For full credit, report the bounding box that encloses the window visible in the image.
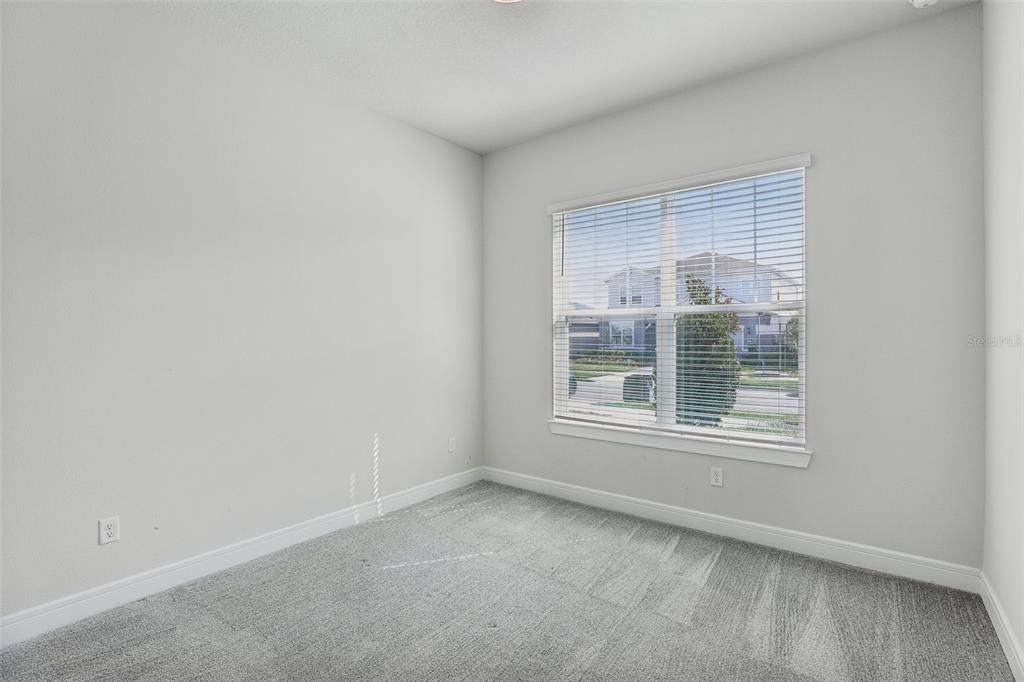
[552,156,808,456]
[609,321,634,346]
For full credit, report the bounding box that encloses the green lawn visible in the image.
[570,361,638,380]
[591,402,799,436]
[727,410,800,435]
[728,409,799,422]
[597,401,656,411]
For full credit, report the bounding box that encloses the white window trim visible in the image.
[551,154,812,467]
[548,418,812,468]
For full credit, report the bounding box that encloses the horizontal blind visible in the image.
[553,166,806,447]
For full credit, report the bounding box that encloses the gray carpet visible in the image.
[1,481,1013,681]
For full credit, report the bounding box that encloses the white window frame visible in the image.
[550,154,813,469]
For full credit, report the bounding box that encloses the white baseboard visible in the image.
[0,467,484,649]
[491,459,1022,677]
[9,464,1017,677]
[481,467,982,593]
[980,573,1024,681]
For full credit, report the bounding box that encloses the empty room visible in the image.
[1,0,1022,679]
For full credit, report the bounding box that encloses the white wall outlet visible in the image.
[98,517,120,545]
[710,467,724,487]
[448,436,456,453]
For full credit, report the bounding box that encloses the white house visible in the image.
[571,252,801,357]
[602,251,801,309]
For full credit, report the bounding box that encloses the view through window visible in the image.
[552,165,806,447]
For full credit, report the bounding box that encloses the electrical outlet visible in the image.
[710,467,724,488]
[98,517,120,545]
[448,436,456,453]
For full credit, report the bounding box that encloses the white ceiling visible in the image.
[170,0,971,154]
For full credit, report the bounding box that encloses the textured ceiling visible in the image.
[148,1,972,153]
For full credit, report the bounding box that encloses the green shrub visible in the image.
[623,374,654,403]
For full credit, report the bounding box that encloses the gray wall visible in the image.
[983,0,1024,656]
[483,5,985,566]
[1,4,482,615]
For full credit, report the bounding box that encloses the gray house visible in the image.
[569,252,800,359]
[568,314,656,360]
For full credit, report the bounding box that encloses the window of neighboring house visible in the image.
[551,156,808,459]
[610,321,634,346]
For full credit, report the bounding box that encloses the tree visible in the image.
[783,316,801,371]
[676,274,740,426]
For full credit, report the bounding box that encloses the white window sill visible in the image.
[548,419,812,469]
